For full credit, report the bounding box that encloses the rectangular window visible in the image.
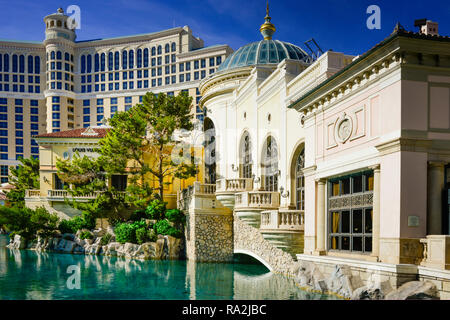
[83,99,90,106]
[97,107,104,114]
[327,171,374,253]
[83,108,90,115]
[83,116,90,123]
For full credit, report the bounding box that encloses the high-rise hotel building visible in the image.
[0,8,233,183]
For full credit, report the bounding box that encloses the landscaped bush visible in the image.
[165,209,186,225]
[114,220,147,244]
[129,209,146,222]
[57,215,92,234]
[0,206,58,240]
[145,199,166,220]
[79,230,93,240]
[154,219,183,239]
[136,227,157,244]
[100,233,112,246]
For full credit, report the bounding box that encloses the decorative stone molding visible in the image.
[334,113,353,144]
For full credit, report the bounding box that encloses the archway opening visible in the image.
[239,131,252,178]
[203,117,216,184]
[261,136,278,191]
[233,253,271,274]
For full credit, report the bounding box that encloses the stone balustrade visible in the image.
[216,178,253,193]
[25,190,41,198]
[47,189,100,199]
[260,209,304,231]
[215,178,253,209]
[420,235,450,270]
[177,182,219,211]
[235,191,280,209]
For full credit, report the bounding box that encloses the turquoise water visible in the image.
[0,235,335,300]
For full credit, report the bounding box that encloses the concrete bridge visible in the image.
[179,181,304,275]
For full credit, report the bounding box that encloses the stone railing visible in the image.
[216,178,253,193]
[25,189,41,198]
[260,210,304,231]
[235,191,280,209]
[420,235,450,270]
[47,189,101,199]
[177,182,218,211]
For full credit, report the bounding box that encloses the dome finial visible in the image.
[260,1,276,40]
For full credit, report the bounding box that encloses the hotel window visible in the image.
[158,78,162,86]
[97,107,104,113]
[165,55,169,64]
[240,132,252,179]
[157,57,162,66]
[101,53,106,71]
[129,50,134,69]
[114,52,120,70]
[125,105,132,111]
[31,147,39,154]
[157,45,162,55]
[125,97,132,104]
[81,55,86,73]
[194,60,199,69]
[97,114,103,122]
[171,43,176,52]
[262,136,278,192]
[3,54,9,72]
[216,56,222,65]
[194,72,199,80]
[123,82,128,90]
[87,55,92,73]
[137,70,142,78]
[165,77,170,85]
[122,51,127,69]
[201,70,206,79]
[179,63,184,72]
[209,69,215,74]
[179,74,184,83]
[186,62,191,71]
[97,98,103,105]
[115,72,120,80]
[201,59,206,68]
[52,121,60,128]
[328,171,374,253]
[144,80,148,88]
[151,47,156,56]
[83,115,90,123]
[83,99,90,106]
[143,48,149,67]
[115,83,119,90]
[30,108,38,114]
[123,72,128,80]
[186,73,191,81]
[157,68,162,76]
[83,107,90,115]
[209,57,215,67]
[295,149,305,211]
[15,107,23,114]
[144,70,148,77]
[151,58,156,67]
[111,106,118,113]
[52,113,60,119]
[171,54,176,63]
[52,104,60,111]
[108,52,113,70]
[165,44,170,53]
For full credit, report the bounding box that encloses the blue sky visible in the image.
[0,0,449,56]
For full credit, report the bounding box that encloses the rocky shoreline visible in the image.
[293,260,440,300]
[6,228,184,261]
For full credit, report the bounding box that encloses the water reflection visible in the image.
[0,235,334,300]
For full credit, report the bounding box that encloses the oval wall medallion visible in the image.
[335,113,353,143]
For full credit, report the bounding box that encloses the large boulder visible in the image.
[134,242,158,260]
[154,236,166,259]
[296,261,328,292]
[165,236,184,259]
[326,265,364,298]
[351,273,393,300]
[385,281,439,300]
[7,235,27,249]
[55,239,76,253]
[104,242,121,256]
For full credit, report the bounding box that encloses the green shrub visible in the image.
[79,230,93,240]
[114,223,136,244]
[145,199,166,220]
[154,219,183,239]
[57,215,92,234]
[58,219,74,234]
[100,233,112,246]
[165,209,186,225]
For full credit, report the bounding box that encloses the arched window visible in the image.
[108,52,113,71]
[12,54,18,72]
[114,52,119,70]
[19,55,25,73]
[151,47,156,56]
[240,131,252,179]
[143,48,149,67]
[57,20,62,27]
[101,53,105,71]
[295,149,305,210]
[137,49,142,68]
[3,54,8,72]
[157,45,162,55]
[56,51,62,60]
[262,136,278,192]
[51,51,55,60]
[171,42,176,52]
[34,56,40,74]
[65,52,70,61]
[80,55,86,73]
[122,51,127,69]
[94,53,99,72]
[165,44,170,53]
[50,20,54,27]
[86,54,92,73]
[27,56,33,74]
[129,50,134,69]
[204,117,216,184]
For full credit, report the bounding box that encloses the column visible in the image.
[370,165,380,259]
[427,161,445,235]
[316,179,326,255]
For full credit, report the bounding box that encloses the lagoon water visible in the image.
[0,235,335,300]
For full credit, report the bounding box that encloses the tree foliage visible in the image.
[56,91,198,221]
[6,157,40,208]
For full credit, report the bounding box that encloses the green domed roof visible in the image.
[217,39,310,73]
